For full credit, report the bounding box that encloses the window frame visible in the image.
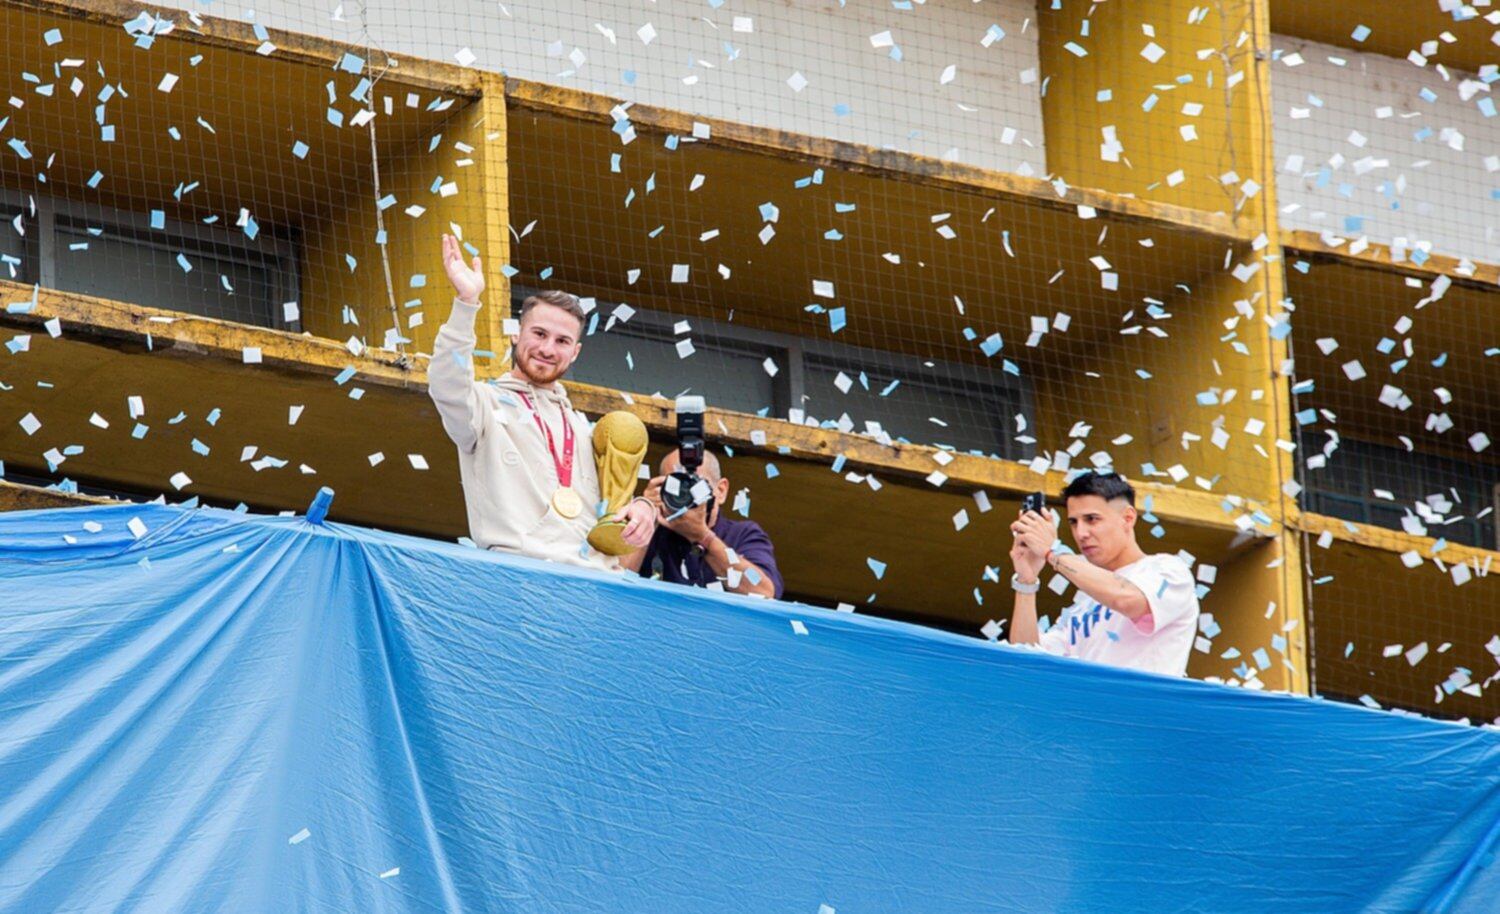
[514,285,1034,459]
[0,187,301,332]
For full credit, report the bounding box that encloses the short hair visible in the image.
[1061,471,1135,507]
[518,290,585,332]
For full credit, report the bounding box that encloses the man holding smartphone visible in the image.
[1007,471,1200,677]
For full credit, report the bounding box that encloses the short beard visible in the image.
[517,354,567,386]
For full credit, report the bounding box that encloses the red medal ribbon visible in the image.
[516,391,574,487]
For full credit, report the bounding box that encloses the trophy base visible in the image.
[587,520,635,557]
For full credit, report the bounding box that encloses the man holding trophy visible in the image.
[429,233,657,570]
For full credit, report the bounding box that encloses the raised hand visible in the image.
[442,233,485,304]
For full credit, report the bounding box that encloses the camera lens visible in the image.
[661,469,701,514]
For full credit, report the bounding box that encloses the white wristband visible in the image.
[1011,573,1041,595]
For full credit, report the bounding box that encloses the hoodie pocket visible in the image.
[521,501,590,560]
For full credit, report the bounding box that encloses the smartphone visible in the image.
[1022,491,1046,515]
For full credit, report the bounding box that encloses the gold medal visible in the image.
[551,486,583,519]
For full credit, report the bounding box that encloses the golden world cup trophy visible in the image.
[586,410,650,555]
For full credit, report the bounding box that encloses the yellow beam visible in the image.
[1271,0,1499,76]
[5,0,480,95]
[1295,511,1499,568]
[1244,0,1310,694]
[478,73,512,377]
[504,79,1251,243]
[1038,0,1262,216]
[0,478,116,512]
[0,281,1268,537]
[1283,229,1500,287]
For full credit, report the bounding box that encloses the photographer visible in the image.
[621,448,784,600]
[1008,471,1199,677]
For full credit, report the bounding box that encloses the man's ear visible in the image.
[714,475,731,504]
[1122,505,1138,527]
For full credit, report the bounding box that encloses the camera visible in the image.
[661,395,713,516]
[1022,491,1047,515]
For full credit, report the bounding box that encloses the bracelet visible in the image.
[1011,573,1041,595]
[630,496,658,521]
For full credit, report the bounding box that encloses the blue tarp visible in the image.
[0,501,1497,913]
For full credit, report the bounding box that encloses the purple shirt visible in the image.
[637,515,784,599]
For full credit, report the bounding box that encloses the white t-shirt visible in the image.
[1036,553,1200,677]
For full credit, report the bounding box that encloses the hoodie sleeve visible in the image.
[428,297,491,455]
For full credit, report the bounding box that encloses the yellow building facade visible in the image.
[0,0,1494,721]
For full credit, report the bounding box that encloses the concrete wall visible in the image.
[1271,35,1500,264]
[158,0,1045,177]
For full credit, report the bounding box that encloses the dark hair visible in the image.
[518,290,586,332]
[1061,471,1135,507]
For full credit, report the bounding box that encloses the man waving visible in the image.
[428,234,656,570]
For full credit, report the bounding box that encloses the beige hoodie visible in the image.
[428,297,617,572]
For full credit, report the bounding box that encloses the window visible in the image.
[510,288,1033,458]
[1307,439,1497,549]
[802,349,1031,458]
[0,197,35,283]
[571,313,782,416]
[53,219,291,327]
[0,189,298,330]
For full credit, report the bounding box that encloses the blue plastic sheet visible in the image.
[0,501,1497,913]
